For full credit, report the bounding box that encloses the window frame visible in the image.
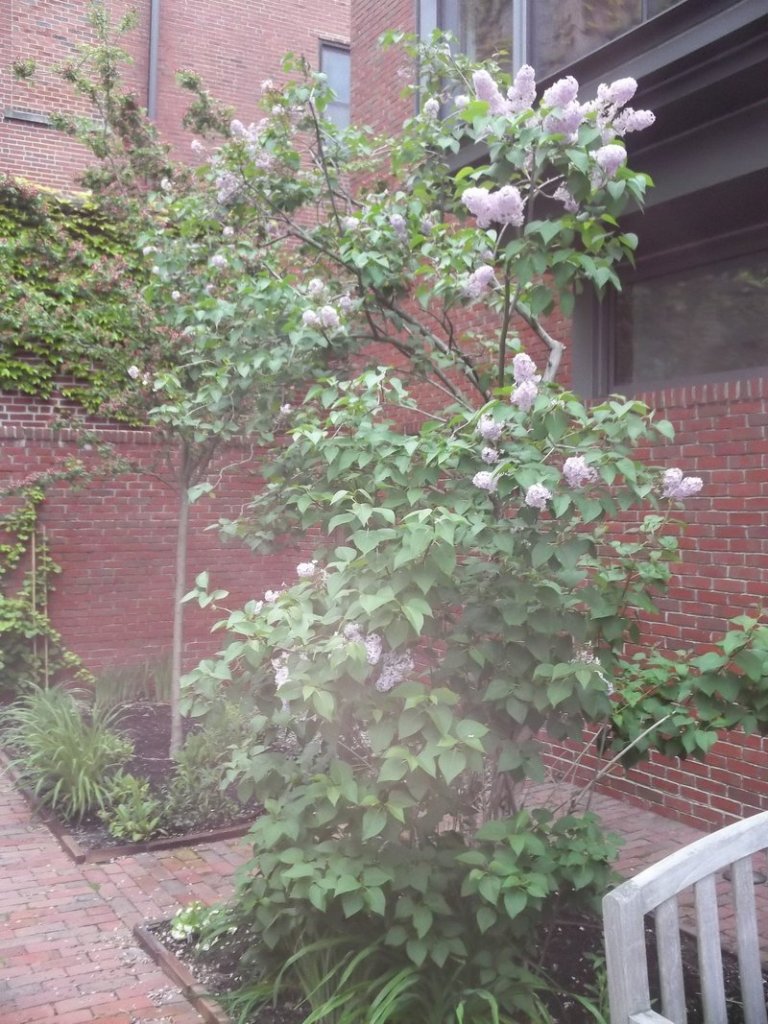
[319,40,351,129]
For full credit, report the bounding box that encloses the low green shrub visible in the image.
[100,770,164,842]
[1,686,133,821]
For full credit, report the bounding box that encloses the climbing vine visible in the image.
[0,486,88,698]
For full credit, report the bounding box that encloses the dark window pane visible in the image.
[529,0,682,78]
[614,253,768,386]
[459,0,515,67]
[321,45,350,128]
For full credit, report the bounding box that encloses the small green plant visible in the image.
[170,900,214,942]
[162,727,241,833]
[100,770,164,842]
[91,655,172,706]
[1,686,133,821]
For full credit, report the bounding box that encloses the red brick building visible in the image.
[3,0,768,830]
[351,0,768,830]
[2,0,350,190]
[1,1,349,672]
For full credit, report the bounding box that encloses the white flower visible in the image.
[142,245,157,256]
[296,561,318,578]
[302,309,320,328]
[472,471,498,492]
[127,365,141,380]
[525,483,552,510]
[510,379,538,412]
[318,305,340,330]
[481,447,499,464]
[512,352,539,383]
[171,290,181,301]
[423,97,440,119]
[477,413,502,442]
[376,650,414,693]
[222,225,235,237]
[563,455,597,488]
[307,277,325,297]
[264,589,282,603]
[209,253,228,269]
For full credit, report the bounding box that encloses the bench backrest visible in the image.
[602,810,768,1024]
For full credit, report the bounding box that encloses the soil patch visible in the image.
[140,913,750,1024]
[3,701,261,859]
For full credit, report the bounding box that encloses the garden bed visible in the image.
[1,698,261,862]
[134,911,750,1024]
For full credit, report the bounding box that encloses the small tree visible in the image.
[175,35,768,1020]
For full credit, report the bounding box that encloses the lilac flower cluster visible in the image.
[296,561,318,578]
[510,352,541,412]
[464,264,497,299]
[525,483,552,510]
[562,455,597,488]
[376,650,414,693]
[462,185,525,229]
[272,653,289,688]
[662,468,703,500]
[342,623,383,665]
[472,471,498,493]
[476,413,503,442]
[472,66,536,117]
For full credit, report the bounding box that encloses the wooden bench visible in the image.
[602,810,768,1024]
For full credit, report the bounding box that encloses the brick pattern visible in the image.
[1,768,765,1022]
[0,769,249,1023]
[0,422,314,676]
[2,0,349,191]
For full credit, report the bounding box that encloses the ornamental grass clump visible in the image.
[1,686,133,821]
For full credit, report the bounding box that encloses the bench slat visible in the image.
[655,896,687,1024]
[731,856,767,1024]
[694,873,727,1024]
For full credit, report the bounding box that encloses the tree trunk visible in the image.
[169,455,191,757]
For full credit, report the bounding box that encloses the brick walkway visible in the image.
[0,770,764,1022]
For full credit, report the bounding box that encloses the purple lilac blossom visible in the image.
[598,77,637,108]
[127,365,140,380]
[339,294,355,313]
[461,187,494,229]
[481,447,499,465]
[307,277,325,297]
[512,352,539,383]
[472,471,498,492]
[543,101,583,137]
[510,379,538,412]
[465,264,497,299]
[376,650,415,692]
[507,64,536,112]
[525,483,552,510]
[613,108,656,135]
[364,633,383,666]
[472,69,510,115]
[563,455,598,488]
[423,97,440,118]
[389,214,407,240]
[662,468,704,500]
[594,144,627,178]
[272,654,289,688]
[542,75,579,109]
[296,561,318,578]
[553,186,579,213]
[493,185,525,227]
[342,216,359,232]
[477,413,503,442]
[209,253,228,269]
[302,309,320,328]
[319,306,340,330]
[265,589,281,602]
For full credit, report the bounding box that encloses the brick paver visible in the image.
[1,769,765,1020]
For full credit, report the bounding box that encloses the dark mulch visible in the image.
[149,912,751,1024]
[9,701,261,852]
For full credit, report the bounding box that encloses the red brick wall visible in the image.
[2,0,349,191]
[0,421,313,679]
[351,0,414,133]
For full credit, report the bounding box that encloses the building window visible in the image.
[614,249,768,388]
[427,0,684,77]
[320,43,350,129]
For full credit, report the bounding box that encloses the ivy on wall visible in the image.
[0,175,149,415]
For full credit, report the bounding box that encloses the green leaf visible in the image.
[438,748,466,784]
[476,906,497,933]
[362,807,388,841]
